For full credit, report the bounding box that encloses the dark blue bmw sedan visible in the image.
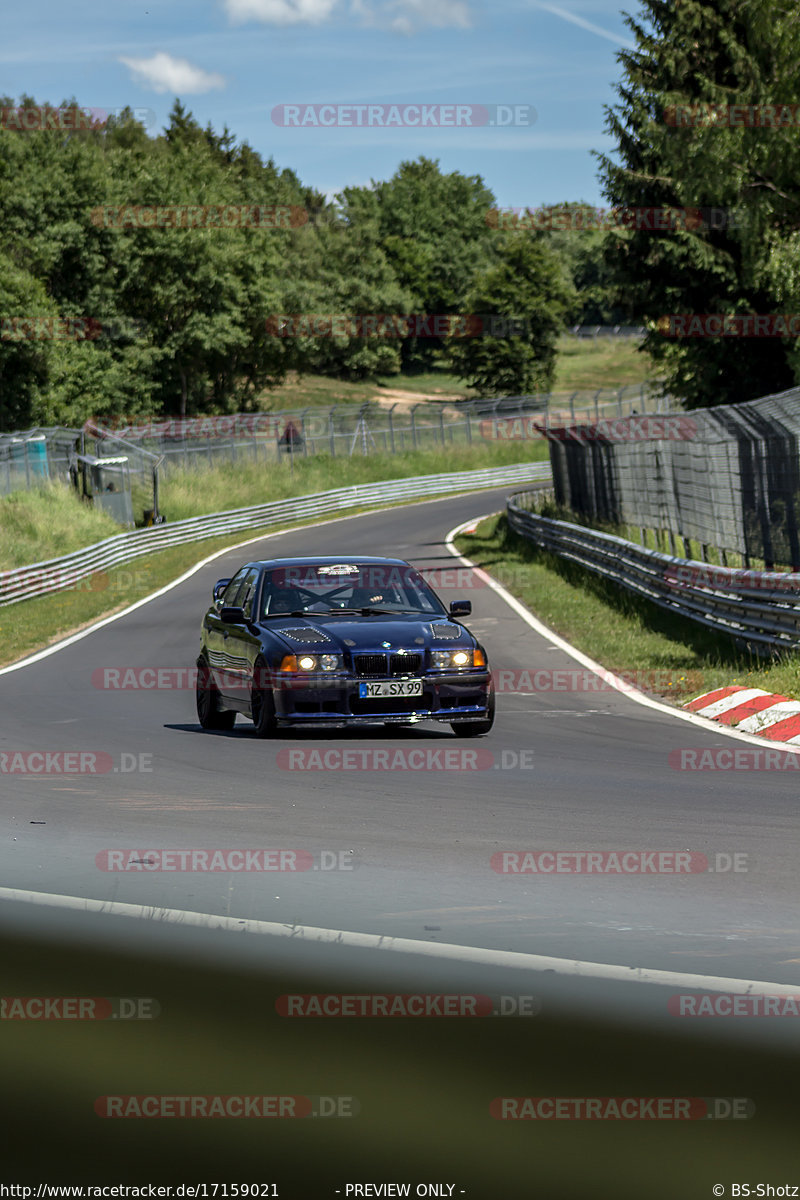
[196,556,494,737]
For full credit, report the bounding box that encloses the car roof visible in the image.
[243,556,413,569]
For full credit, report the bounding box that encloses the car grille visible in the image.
[390,652,422,675]
[353,652,423,676]
[353,654,387,676]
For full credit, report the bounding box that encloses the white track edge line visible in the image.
[0,885,794,996]
[445,514,800,755]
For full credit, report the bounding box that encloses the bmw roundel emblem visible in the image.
[381,641,392,648]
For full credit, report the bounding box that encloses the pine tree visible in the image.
[595,0,800,406]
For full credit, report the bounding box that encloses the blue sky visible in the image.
[2,0,640,208]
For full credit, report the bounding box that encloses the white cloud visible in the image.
[119,53,226,94]
[224,0,339,23]
[222,0,469,30]
[356,0,472,31]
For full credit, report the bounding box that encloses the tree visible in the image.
[445,236,574,396]
[340,159,499,370]
[595,0,800,407]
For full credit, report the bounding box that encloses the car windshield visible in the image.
[259,563,446,618]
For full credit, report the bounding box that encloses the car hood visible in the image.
[266,615,474,654]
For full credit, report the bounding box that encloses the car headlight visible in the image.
[279,654,342,672]
[430,649,474,669]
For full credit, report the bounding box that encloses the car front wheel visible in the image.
[251,659,278,738]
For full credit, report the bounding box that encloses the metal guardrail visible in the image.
[507,491,800,654]
[0,462,552,608]
[567,325,645,339]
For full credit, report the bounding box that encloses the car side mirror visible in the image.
[450,599,471,617]
[219,605,245,624]
[213,578,231,607]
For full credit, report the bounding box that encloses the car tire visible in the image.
[196,657,236,731]
[251,659,277,738]
[450,685,495,737]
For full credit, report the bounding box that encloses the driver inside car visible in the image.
[264,586,303,615]
[348,586,386,608]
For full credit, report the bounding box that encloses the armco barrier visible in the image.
[0,463,551,608]
[507,491,800,653]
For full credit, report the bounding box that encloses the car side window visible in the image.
[239,569,261,619]
[223,569,249,608]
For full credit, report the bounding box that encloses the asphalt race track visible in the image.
[2,485,799,986]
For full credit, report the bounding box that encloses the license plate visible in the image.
[358,679,423,699]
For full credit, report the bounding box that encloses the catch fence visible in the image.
[544,385,800,570]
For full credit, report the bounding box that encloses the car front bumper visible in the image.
[271,671,492,726]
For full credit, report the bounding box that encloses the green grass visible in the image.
[0,482,122,570]
[455,513,800,706]
[155,441,547,524]
[254,365,474,409]
[552,334,659,395]
[0,442,547,572]
[248,337,656,411]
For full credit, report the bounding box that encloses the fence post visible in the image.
[328,406,337,458]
